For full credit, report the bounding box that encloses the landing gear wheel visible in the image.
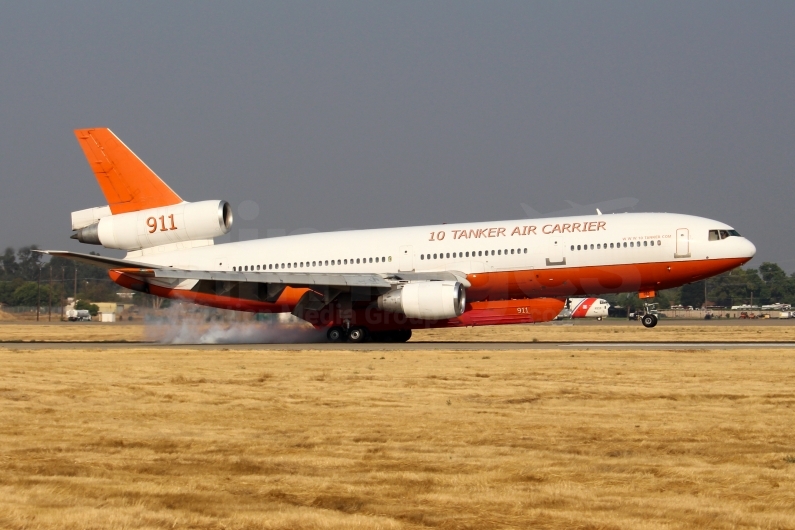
[327,326,345,342]
[347,327,368,343]
[396,329,412,343]
[642,314,658,328]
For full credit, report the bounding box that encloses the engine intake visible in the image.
[377,281,466,320]
[71,200,233,251]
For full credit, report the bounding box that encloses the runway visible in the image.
[3,340,795,350]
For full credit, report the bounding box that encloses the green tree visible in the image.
[15,246,42,281]
[680,281,705,308]
[1,247,18,280]
[75,299,100,316]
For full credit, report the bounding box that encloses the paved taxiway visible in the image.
[3,341,794,350]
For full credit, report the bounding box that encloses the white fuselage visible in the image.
[132,212,755,279]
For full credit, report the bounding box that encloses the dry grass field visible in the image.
[1,345,794,529]
[1,320,795,343]
[412,322,795,343]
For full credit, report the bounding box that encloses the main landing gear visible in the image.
[641,313,658,328]
[326,326,412,343]
[641,302,659,328]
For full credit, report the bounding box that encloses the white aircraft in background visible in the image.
[521,198,639,218]
[557,297,610,320]
[44,128,756,342]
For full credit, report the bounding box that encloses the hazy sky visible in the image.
[1,3,793,269]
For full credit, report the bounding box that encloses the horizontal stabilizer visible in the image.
[36,250,151,270]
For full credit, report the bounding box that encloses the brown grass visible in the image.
[412,322,795,342]
[0,345,794,528]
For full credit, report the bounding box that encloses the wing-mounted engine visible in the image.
[71,200,233,251]
[377,281,466,320]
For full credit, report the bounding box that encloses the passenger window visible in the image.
[465,252,469,257]
[420,254,424,260]
[597,244,600,249]
[511,249,514,254]
[498,250,501,255]
[524,248,527,253]
[643,241,647,247]
[623,242,627,248]
[344,259,348,265]
[491,250,495,256]
[446,253,450,258]
[375,257,379,263]
[571,245,574,251]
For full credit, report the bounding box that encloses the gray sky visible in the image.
[1,3,793,269]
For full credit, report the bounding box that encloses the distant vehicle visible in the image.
[732,305,760,310]
[739,311,758,319]
[66,309,91,321]
[762,303,791,311]
[779,311,795,319]
[556,297,610,320]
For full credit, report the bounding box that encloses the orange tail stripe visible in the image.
[74,128,183,214]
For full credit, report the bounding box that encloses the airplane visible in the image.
[556,297,610,320]
[43,128,757,342]
[521,198,639,218]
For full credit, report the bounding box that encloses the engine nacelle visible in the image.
[72,200,233,251]
[377,281,466,320]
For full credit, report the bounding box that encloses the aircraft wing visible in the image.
[148,268,470,288]
[148,268,392,288]
[39,251,470,289]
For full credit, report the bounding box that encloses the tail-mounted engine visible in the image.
[71,200,233,251]
[377,281,466,320]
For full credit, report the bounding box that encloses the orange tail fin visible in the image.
[74,128,183,214]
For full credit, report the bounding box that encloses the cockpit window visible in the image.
[709,229,741,240]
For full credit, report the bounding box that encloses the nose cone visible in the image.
[740,238,756,259]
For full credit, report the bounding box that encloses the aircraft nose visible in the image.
[741,238,756,259]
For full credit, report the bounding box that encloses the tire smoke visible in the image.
[144,306,326,344]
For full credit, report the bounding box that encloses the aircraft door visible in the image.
[546,238,566,266]
[398,245,414,271]
[675,228,690,258]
